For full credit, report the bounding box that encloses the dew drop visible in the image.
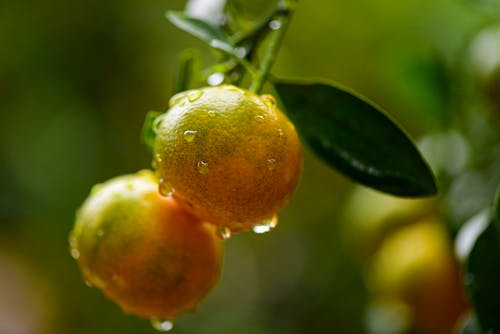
[217,226,232,240]
[183,130,197,142]
[152,115,164,134]
[159,178,173,196]
[269,20,281,30]
[267,158,277,171]
[208,110,216,118]
[235,46,247,58]
[187,90,203,102]
[70,248,80,259]
[208,72,224,86]
[261,94,276,107]
[252,215,278,234]
[254,115,265,122]
[277,128,284,137]
[151,319,174,332]
[197,161,209,175]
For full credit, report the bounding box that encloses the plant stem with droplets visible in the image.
[249,1,297,94]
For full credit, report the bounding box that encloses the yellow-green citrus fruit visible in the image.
[154,85,302,232]
[69,170,223,320]
[341,186,435,263]
[369,219,469,334]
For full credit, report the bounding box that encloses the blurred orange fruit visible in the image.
[341,186,435,263]
[154,85,302,233]
[368,219,469,334]
[70,170,223,320]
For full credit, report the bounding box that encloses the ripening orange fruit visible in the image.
[154,85,302,233]
[369,219,469,334]
[69,170,222,322]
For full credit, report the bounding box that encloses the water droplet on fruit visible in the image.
[277,128,284,137]
[252,215,278,234]
[208,72,224,86]
[217,226,232,240]
[187,90,203,102]
[152,115,164,133]
[269,20,281,30]
[197,161,209,175]
[255,115,265,122]
[261,94,276,107]
[159,178,172,196]
[151,319,174,332]
[267,158,277,171]
[183,130,197,142]
[208,110,216,118]
[70,248,80,259]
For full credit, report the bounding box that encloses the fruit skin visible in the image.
[154,85,302,232]
[70,170,222,320]
[369,219,469,334]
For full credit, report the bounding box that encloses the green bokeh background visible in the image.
[0,0,495,333]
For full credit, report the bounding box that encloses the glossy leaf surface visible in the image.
[167,11,239,57]
[275,80,437,196]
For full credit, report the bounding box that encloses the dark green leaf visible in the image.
[275,79,437,197]
[494,184,500,230]
[466,220,500,333]
[141,111,162,150]
[166,11,239,57]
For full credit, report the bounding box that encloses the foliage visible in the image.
[2,0,500,333]
[153,0,437,198]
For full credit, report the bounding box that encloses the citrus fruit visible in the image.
[341,185,435,263]
[69,170,223,320]
[154,85,302,233]
[368,219,469,334]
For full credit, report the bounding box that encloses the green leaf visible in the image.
[275,79,437,197]
[494,184,500,231]
[466,220,500,333]
[141,111,163,150]
[166,11,239,57]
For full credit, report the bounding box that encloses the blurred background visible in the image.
[1,0,500,333]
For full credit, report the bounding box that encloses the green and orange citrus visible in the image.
[70,170,222,320]
[154,85,302,232]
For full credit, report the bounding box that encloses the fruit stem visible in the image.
[249,0,297,94]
